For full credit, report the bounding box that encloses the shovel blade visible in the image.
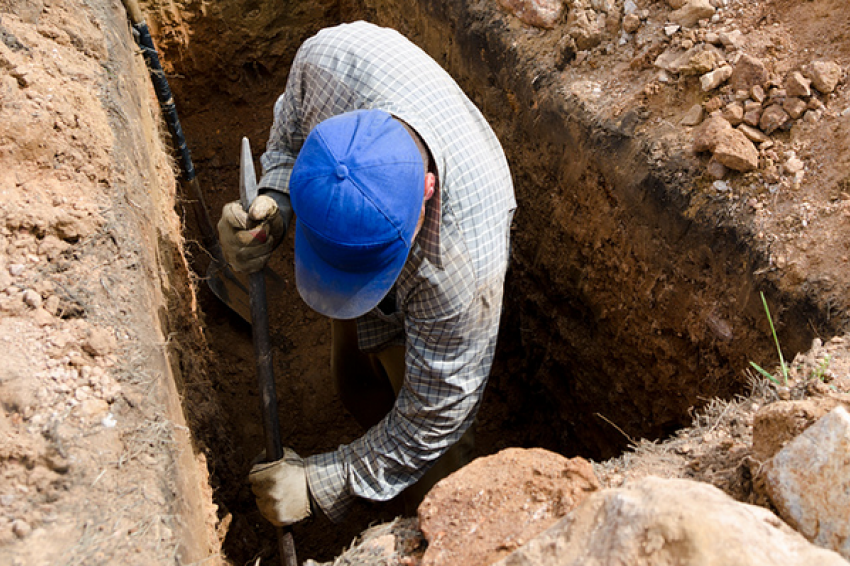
[205,260,286,325]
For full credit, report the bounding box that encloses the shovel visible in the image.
[120,0,281,324]
[240,137,299,566]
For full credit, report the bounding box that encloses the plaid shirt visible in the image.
[258,21,516,522]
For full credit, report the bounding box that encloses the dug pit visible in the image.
[130,0,850,562]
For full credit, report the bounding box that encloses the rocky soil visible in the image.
[2,0,850,564]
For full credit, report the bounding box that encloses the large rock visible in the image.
[765,406,850,559]
[729,53,770,93]
[712,128,759,172]
[692,114,733,153]
[804,60,843,94]
[495,477,849,566]
[418,448,599,566]
[751,398,845,462]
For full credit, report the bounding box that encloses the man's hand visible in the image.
[217,194,285,273]
[249,448,312,527]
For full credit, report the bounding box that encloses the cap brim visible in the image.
[294,219,408,320]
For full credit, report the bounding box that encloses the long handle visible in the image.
[248,271,298,565]
[241,138,298,566]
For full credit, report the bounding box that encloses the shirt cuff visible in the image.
[304,449,355,523]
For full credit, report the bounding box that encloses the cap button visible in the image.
[335,164,349,180]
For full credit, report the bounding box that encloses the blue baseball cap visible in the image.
[289,110,425,319]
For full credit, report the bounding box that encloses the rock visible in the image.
[700,64,732,90]
[622,13,641,33]
[722,101,744,125]
[803,60,843,94]
[713,128,759,172]
[692,114,733,153]
[783,96,808,119]
[681,49,721,76]
[83,327,116,357]
[744,107,762,127]
[666,0,688,9]
[567,8,604,50]
[669,0,715,28]
[759,104,791,134]
[494,477,849,566]
[784,156,804,175]
[499,0,564,29]
[765,406,850,560]
[785,71,812,98]
[729,54,770,93]
[706,158,728,179]
[418,448,599,566]
[11,520,31,539]
[655,45,722,75]
[751,84,766,103]
[751,399,846,462]
[23,289,42,309]
[704,96,723,113]
[719,29,745,50]
[680,104,703,126]
[738,124,770,144]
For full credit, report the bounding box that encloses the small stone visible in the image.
[8,264,24,277]
[622,13,641,33]
[681,104,704,126]
[785,71,812,98]
[33,308,54,326]
[729,54,770,93]
[666,0,688,8]
[706,158,728,179]
[83,328,116,357]
[12,520,31,539]
[700,65,732,91]
[713,128,759,172]
[669,0,715,28]
[804,60,843,94]
[743,108,762,127]
[751,84,766,103]
[738,124,770,144]
[23,289,42,309]
[692,114,733,153]
[783,97,808,119]
[704,96,724,113]
[718,29,744,50]
[43,295,60,315]
[759,104,791,135]
[784,156,804,175]
[664,24,680,36]
[722,101,744,125]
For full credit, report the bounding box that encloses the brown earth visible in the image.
[2,0,850,564]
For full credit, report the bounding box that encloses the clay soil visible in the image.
[3,0,850,564]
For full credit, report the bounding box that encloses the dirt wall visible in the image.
[0,0,220,562]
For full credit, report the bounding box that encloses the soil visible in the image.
[2,0,850,564]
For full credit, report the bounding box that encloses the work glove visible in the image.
[249,448,312,527]
[217,194,286,273]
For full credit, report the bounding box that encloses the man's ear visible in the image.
[424,172,436,202]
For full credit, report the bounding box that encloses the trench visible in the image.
[137,0,838,563]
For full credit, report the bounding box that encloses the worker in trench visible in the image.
[217,21,516,526]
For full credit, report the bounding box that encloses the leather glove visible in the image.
[249,448,312,527]
[217,194,286,273]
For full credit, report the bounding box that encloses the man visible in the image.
[218,21,515,526]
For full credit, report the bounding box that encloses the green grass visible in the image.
[749,291,789,387]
